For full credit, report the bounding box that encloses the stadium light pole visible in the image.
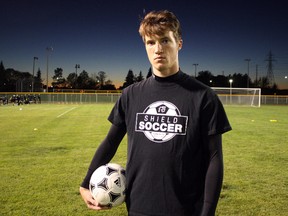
[193,63,198,77]
[245,58,251,88]
[46,47,53,92]
[32,57,38,92]
[75,64,80,76]
[229,79,233,104]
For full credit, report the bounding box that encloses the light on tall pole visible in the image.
[229,79,233,104]
[32,57,38,92]
[245,58,251,88]
[75,64,80,76]
[46,47,53,92]
[193,63,198,77]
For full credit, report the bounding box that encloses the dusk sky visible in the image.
[1,0,288,89]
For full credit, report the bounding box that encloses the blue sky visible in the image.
[1,0,288,88]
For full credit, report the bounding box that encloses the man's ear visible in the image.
[178,39,183,50]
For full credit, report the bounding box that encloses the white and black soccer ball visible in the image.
[89,163,126,207]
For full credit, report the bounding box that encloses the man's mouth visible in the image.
[154,56,165,61]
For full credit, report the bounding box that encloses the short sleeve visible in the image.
[108,94,126,127]
[201,90,232,136]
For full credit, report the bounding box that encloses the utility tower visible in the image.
[265,50,276,86]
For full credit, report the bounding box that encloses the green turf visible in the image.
[0,104,287,215]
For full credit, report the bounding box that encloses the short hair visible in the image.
[139,10,182,42]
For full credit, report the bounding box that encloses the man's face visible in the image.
[144,31,183,77]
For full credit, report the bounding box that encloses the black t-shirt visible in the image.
[108,71,231,216]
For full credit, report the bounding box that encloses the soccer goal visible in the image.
[212,87,261,107]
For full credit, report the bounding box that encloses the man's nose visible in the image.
[155,42,163,54]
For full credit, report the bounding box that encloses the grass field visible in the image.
[0,104,287,216]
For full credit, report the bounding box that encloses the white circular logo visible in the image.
[135,101,187,143]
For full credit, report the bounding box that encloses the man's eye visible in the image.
[162,39,169,44]
[147,41,155,45]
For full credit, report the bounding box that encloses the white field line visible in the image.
[57,107,77,118]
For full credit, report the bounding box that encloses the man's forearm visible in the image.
[201,135,224,216]
[81,124,126,189]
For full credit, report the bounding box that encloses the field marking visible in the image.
[57,107,77,118]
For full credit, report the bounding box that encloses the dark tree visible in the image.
[67,72,77,88]
[213,75,228,87]
[231,73,250,88]
[146,67,152,78]
[101,79,116,90]
[197,70,213,86]
[0,61,6,91]
[34,68,43,91]
[77,70,90,89]
[52,68,66,88]
[97,71,107,87]
[122,69,135,88]
[136,71,144,82]
[52,68,63,80]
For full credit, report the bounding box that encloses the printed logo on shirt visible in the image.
[135,101,188,143]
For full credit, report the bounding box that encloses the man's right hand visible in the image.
[79,186,111,210]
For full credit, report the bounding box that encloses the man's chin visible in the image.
[153,64,167,72]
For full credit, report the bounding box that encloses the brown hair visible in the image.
[139,10,182,42]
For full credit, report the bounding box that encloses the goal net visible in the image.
[212,87,261,107]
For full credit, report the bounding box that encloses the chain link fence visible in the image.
[1,92,288,105]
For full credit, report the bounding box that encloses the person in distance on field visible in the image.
[80,10,232,216]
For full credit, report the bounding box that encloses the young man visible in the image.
[80,10,232,216]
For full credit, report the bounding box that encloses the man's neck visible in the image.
[152,67,179,78]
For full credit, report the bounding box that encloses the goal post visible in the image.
[212,87,261,107]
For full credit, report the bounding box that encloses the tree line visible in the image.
[0,60,283,94]
[0,61,147,92]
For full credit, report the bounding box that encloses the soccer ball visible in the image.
[89,163,126,207]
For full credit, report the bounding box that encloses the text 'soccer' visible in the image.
[135,101,188,143]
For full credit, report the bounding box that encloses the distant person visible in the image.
[80,10,231,216]
[37,94,41,104]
